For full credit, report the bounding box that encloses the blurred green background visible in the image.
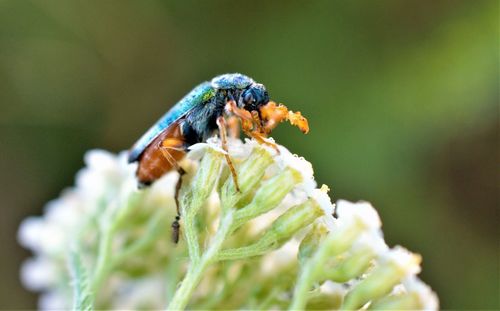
[0,0,497,309]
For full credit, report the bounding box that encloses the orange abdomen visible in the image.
[136,125,186,185]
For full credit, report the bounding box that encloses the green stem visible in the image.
[90,223,114,292]
[88,192,141,303]
[194,264,232,310]
[167,211,234,310]
[165,247,185,304]
[182,149,224,264]
[216,234,277,261]
[183,212,201,264]
[256,287,281,310]
[289,240,331,310]
[110,210,166,268]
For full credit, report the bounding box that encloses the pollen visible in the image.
[287,110,309,134]
[259,101,310,134]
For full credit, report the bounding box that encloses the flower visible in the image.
[335,199,382,232]
[311,185,336,229]
[403,276,440,310]
[18,138,438,310]
[381,246,422,276]
[18,149,178,309]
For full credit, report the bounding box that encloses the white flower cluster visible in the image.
[18,151,130,308]
[302,200,439,310]
[18,151,178,309]
[18,138,438,310]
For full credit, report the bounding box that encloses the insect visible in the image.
[128,73,309,243]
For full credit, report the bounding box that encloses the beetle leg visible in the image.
[227,116,240,138]
[159,138,186,174]
[225,100,260,136]
[159,138,187,244]
[216,116,241,192]
[225,100,280,152]
[225,100,254,124]
[251,110,264,133]
[245,129,280,154]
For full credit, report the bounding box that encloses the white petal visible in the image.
[311,185,336,230]
[403,276,439,310]
[84,149,119,171]
[351,231,388,255]
[18,217,45,251]
[300,178,317,196]
[44,194,82,227]
[320,280,347,296]
[391,283,407,295]
[244,137,279,157]
[39,224,68,255]
[38,290,69,311]
[381,246,422,276]
[20,258,60,291]
[311,185,334,216]
[335,200,382,231]
[227,137,252,158]
[275,144,314,182]
[188,138,227,160]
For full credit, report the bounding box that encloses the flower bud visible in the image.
[369,276,438,311]
[220,147,274,208]
[341,247,422,310]
[218,200,325,261]
[319,218,367,258]
[190,148,224,202]
[325,232,388,282]
[369,293,422,310]
[264,199,324,245]
[235,147,274,193]
[305,281,345,310]
[325,249,374,283]
[234,168,302,225]
[298,223,328,266]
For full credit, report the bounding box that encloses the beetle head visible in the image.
[240,83,269,112]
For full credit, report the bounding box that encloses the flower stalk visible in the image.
[167,211,234,310]
[182,148,224,264]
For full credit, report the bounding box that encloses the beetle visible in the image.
[128,73,309,242]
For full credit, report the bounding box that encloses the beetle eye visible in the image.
[244,92,254,104]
